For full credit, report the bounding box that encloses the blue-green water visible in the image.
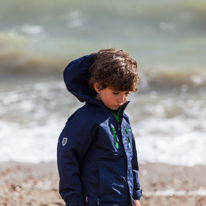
[0,0,206,165]
[0,0,206,73]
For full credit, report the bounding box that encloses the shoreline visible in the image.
[0,161,206,206]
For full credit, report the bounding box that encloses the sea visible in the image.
[0,0,206,166]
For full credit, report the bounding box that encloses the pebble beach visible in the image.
[1,162,206,206]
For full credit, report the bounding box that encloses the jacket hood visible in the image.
[64,53,97,103]
[64,53,130,112]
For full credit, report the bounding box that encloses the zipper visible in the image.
[111,124,119,149]
[125,127,131,148]
[109,106,122,149]
[109,106,122,124]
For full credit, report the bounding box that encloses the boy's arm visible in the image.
[131,134,143,201]
[57,116,94,206]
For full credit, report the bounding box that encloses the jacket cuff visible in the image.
[133,189,143,200]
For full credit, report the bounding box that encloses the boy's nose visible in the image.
[117,95,126,104]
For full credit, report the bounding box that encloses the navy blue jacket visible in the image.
[57,54,142,206]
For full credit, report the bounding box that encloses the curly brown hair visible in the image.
[89,48,139,92]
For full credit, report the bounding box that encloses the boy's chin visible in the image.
[108,105,122,110]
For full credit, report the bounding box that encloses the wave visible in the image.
[139,69,206,92]
[0,33,205,91]
[1,52,205,91]
[0,33,70,74]
[0,49,68,74]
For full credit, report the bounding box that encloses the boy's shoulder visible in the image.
[67,103,102,124]
[79,103,98,115]
[64,104,97,134]
[123,112,131,124]
[69,103,95,119]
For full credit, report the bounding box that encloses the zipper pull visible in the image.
[116,134,119,142]
[111,124,119,149]
[111,123,116,134]
[118,123,121,131]
[97,198,100,205]
[125,127,131,148]
[111,124,119,142]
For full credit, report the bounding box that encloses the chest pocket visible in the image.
[98,123,119,153]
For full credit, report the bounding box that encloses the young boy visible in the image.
[57,48,142,206]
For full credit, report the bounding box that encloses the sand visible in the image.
[0,162,206,206]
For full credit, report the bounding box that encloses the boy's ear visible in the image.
[93,83,101,93]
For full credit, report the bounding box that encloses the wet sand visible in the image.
[0,162,206,206]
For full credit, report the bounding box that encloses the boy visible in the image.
[57,48,142,206]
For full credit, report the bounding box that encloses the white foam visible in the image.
[21,24,44,35]
[1,117,205,165]
[0,81,206,165]
[134,117,206,166]
[0,119,63,163]
[144,188,206,196]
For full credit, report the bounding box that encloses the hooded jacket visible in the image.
[57,54,142,206]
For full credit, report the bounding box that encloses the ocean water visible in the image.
[0,0,206,165]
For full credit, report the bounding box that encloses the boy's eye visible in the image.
[113,92,130,95]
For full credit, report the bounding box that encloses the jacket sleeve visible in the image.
[57,112,94,206]
[131,132,143,200]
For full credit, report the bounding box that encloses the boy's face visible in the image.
[94,84,130,110]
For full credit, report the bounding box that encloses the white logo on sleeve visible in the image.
[62,137,68,146]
